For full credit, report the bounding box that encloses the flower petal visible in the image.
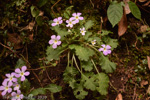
[21,66,27,72]
[59,20,63,24]
[12,78,17,82]
[49,40,54,45]
[72,13,77,16]
[70,17,75,21]
[52,44,57,49]
[99,48,104,52]
[106,45,111,49]
[2,90,7,96]
[58,17,62,20]
[107,50,111,54]
[8,81,13,86]
[15,68,21,73]
[24,72,30,76]
[0,86,4,90]
[15,74,20,78]
[53,18,58,22]
[51,35,56,39]
[5,74,10,77]
[2,80,7,86]
[51,23,57,26]
[77,13,81,16]
[56,41,61,45]
[79,17,84,20]
[56,35,61,40]
[11,92,16,96]
[101,44,106,48]
[21,76,25,81]
[8,88,12,93]
[103,51,109,55]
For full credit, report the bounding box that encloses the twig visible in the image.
[90,0,94,8]
[32,70,43,87]
[0,42,19,57]
[45,68,53,83]
[109,82,118,92]
[51,0,61,17]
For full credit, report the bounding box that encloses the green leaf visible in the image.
[107,2,123,27]
[82,73,96,91]
[21,79,31,93]
[38,0,48,7]
[99,55,116,73]
[63,66,79,82]
[69,45,95,61]
[36,16,43,26]
[51,26,69,38]
[15,59,26,68]
[74,85,88,100]
[106,38,118,50]
[101,30,113,36]
[83,31,92,40]
[45,84,62,93]
[30,88,46,96]
[81,61,93,71]
[85,20,94,30]
[95,73,109,95]
[30,6,40,17]
[46,46,63,63]
[128,1,141,20]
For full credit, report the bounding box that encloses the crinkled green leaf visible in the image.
[51,26,69,38]
[95,73,109,95]
[85,20,94,30]
[21,79,30,93]
[45,84,62,93]
[46,46,63,62]
[30,88,46,96]
[106,38,118,50]
[74,85,88,100]
[83,31,92,40]
[101,30,113,36]
[63,66,79,82]
[107,2,123,27]
[99,55,116,73]
[82,73,96,91]
[128,1,141,20]
[81,61,93,71]
[69,45,95,61]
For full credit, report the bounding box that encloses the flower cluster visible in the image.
[50,12,85,49]
[0,66,30,100]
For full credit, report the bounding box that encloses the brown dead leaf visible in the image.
[147,85,150,94]
[140,80,148,87]
[140,25,148,32]
[19,21,35,31]
[139,0,147,2]
[147,56,150,70]
[143,1,150,6]
[115,93,123,100]
[124,0,131,14]
[39,11,44,16]
[7,33,23,50]
[118,8,128,37]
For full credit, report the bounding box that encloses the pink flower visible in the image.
[99,44,111,55]
[70,12,84,24]
[0,80,12,96]
[15,66,30,81]
[11,90,23,100]
[49,35,61,49]
[4,72,17,86]
[51,17,63,26]
[80,27,86,35]
[66,18,76,28]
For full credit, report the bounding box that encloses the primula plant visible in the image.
[46,11,118,99]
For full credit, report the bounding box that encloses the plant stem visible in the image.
[91,59,100,74]
[73,54,82,73]
[67,51,70,67]
[50,93,55,100]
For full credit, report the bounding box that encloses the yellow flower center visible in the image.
[10,76,13,80]
[104,48,106,51]
[5,86,8,90]
[20,72,24,76]
[69,22,72,24]
[54,40,58,43]
[56,21,59,24]
[75,16,79,19]
[16,94,20,98]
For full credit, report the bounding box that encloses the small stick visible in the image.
[51,0,61,17]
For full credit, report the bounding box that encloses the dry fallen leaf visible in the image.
[118,8,128,37]
[140,80,148,87]
[143,1,150,6]
[147,56,150,70]
[140,25,148,32]
[19,21,35,31]
[29,33,34,41]
[147,85,150,94]
[115,93,123,100]
[124,0,131,14]
[139,0,147,2]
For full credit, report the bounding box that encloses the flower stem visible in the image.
[73,54,82,74]
[91,59,100,74]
